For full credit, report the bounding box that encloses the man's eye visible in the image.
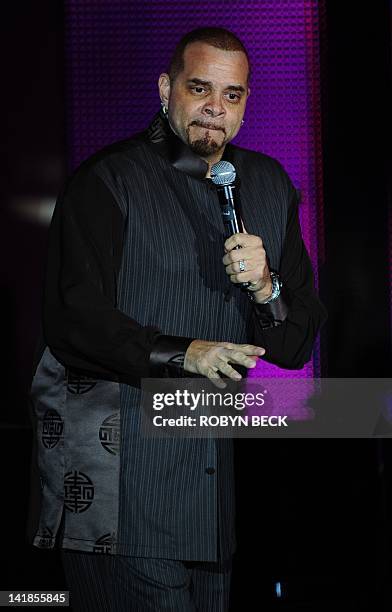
[193,87,205,93]
[226,93,240,102]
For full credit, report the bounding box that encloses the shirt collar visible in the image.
[144,110,234,180]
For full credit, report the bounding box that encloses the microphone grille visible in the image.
[210,161,236,185]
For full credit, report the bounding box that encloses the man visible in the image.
[28,27,326,611]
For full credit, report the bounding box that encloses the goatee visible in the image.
[188,134,220,157]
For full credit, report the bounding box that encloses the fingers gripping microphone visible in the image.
[210,160,250,290]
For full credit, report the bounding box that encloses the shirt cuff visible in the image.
[252,287,290,329]
[149,335,195,377]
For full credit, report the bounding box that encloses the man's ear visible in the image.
[158,73,171,107]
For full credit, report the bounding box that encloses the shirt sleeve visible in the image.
[251,185,327,369]
[43,167,192,382]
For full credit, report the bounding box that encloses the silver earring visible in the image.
[241,119,245,126]
[161,101,168,116]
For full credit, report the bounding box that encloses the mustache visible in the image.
[189,120,226,134]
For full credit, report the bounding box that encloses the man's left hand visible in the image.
[222,230,273,303]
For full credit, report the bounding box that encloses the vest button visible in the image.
[205,467,215,475]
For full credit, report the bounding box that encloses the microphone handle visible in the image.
[218,184,251,290]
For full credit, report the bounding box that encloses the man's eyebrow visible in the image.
[187,78,246,93]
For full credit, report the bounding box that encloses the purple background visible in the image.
[65,0,324,379]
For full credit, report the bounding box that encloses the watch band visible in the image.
[247,272,289,328]
[261,271,282,304]
[246,271,281,304]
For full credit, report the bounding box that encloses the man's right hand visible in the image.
[183,340,266,389]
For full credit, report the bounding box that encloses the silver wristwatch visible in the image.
[263,271,282,303]
[247,271,282,303]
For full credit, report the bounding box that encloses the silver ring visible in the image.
[239,259,246,272]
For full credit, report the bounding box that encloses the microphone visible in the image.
[210,160,251,290]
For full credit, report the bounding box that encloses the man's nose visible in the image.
[202,94,225,117]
